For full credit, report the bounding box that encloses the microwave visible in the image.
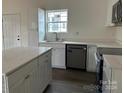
[112,0,122,25]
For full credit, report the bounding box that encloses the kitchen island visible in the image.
[3,47,52,93]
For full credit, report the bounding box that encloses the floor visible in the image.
[44,68,97,93]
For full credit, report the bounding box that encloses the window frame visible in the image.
[46,9,68,33]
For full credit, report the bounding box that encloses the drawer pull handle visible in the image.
[25,75,30,80]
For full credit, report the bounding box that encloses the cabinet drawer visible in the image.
[7,59,38,87]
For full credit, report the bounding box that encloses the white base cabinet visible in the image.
[7,59,39,93]
[87,45,97,72]
[52,48,65,69]
[40,43,97,71]
[38,51,52,93]
[4,50,52,93]
[40,43,66,69]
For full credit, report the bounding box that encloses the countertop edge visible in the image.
[3,47,52,76]
[39,41,122,48]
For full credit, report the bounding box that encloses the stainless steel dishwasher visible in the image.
[66,44,87,70]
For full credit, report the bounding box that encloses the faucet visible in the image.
[53,32,59,41]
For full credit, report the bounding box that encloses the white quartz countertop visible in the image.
[103,55,122,69]
[2,47,52,75]
[64,41,121,48]
[40,41,122,48]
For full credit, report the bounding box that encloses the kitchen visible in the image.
[2,0,122,93]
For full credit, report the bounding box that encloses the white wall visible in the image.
[2,0,42,46]
[115,27,122,44]
[3,0,121,46]
[42,0,118,42]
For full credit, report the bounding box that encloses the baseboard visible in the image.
[52,65,66,69]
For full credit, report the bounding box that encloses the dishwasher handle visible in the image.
[68,47,87,50]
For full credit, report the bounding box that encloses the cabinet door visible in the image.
[29,64,39,93]
[9,59,38,93]
[38,51,52,93]
[87,45,97,72]
[52,48,65,69]
[44,59,49,85]
[38,58,45,92]
[45,52,52,85]
[9,77,26,93]
[44,51,52,86]
[39,43,65,69]
[51,48,56,67]
[9,73,34,93]
[39,53,49,92]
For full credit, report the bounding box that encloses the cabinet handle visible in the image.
[25,75,30,80]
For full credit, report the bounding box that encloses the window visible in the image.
[46,9,68,33]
